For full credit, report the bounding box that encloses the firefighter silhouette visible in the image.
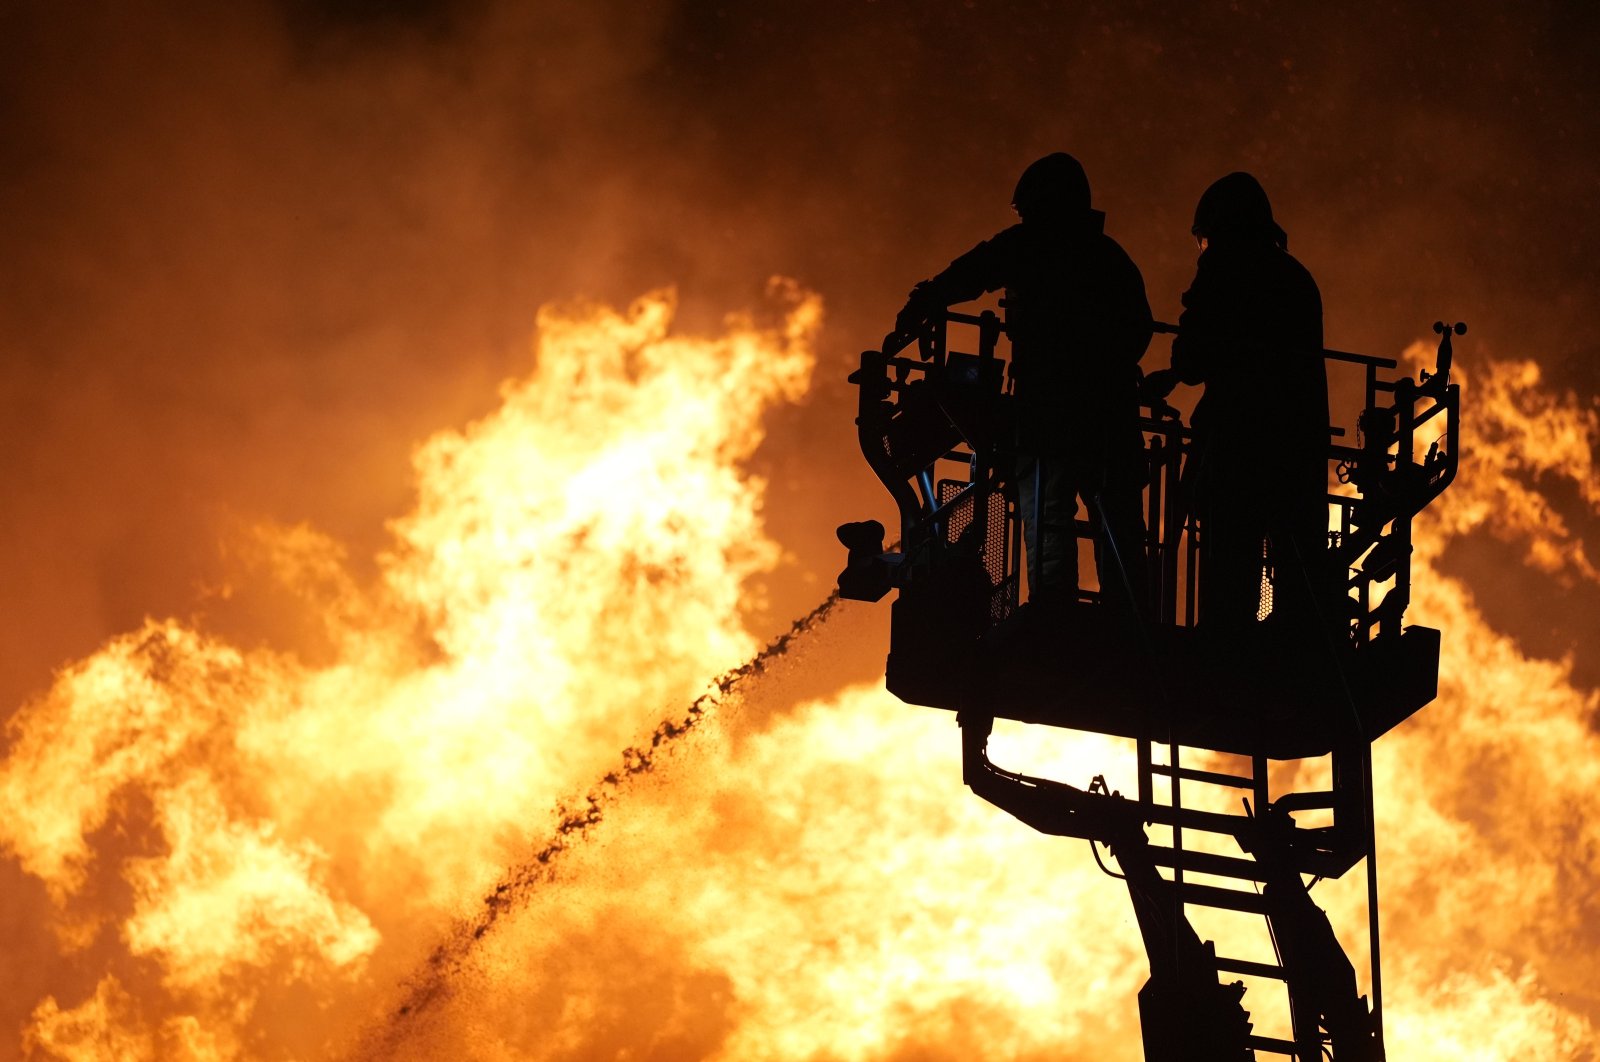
[895,153,1154,612]
[1145,173,1333,630]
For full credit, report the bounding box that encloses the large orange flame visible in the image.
[2,281,819,1058]
[3,303,1597,1060]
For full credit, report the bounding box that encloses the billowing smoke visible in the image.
[2,1,1597,1059]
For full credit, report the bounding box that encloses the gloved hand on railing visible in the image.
[893,281,943,358]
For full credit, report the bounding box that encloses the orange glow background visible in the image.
[2,3,1597,1059]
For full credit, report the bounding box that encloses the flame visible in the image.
[1,282,819,1058]
[373,679,1151,1062]
[1404,345,1600,582]
[1372,345,1600,1055]
[3,305,1598,1060]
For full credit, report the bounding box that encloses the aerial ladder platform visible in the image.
[836,309,1463,1060]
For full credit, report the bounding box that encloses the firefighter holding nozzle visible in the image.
[895,153,1154,614]
[1143,173,1335,631]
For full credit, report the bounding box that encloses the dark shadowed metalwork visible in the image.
[838,306,1463,1061]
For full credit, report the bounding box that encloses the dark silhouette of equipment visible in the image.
[837,307,1462,1060]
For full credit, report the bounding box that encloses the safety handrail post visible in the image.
[1388,377,1418,642]
[1146,436,1164,619]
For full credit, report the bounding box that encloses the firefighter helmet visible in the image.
[1012,153,1091,222]
[1191,172,1288,249]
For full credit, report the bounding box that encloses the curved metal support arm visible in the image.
[959,713,1144,844]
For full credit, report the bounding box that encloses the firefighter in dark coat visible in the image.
[1145,172,1333,630]
[895,153,1154,612]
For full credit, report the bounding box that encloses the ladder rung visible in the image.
[1247,1034,1303,1055]
[1274,790,1337,811]
[1149,763,1257,789]
[1151,835,1361,883]
[1178,881,1270,914]
[1146,846,1269,883]
[1216,955,1286,979]
[1140,802,1252,837]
